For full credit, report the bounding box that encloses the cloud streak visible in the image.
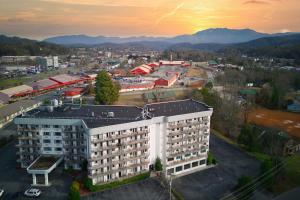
[243,0,269,5]
[155,2,185,25]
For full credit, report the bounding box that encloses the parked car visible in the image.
[24,188,41,197]
[0,188,4,197]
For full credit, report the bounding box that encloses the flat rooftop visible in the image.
[145,99,210,117]
[19,99,211,128]
[28,156,61,170]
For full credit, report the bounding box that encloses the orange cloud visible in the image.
[0,0,299,39]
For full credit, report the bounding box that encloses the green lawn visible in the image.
[0,77,29,90]
[272,155,300,194]
[84,172,150,192]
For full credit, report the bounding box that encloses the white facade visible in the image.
[14,100,213,185]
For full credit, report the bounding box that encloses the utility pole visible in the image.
[169,175,172,200]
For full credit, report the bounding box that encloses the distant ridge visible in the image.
[44,28,297,46]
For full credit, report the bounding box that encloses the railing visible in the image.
[18,135,41,140]
[89,145,149,161]
[166,147,202,158]
[166,155,206,167]
[17,127,40,132]
[91,130,149,143]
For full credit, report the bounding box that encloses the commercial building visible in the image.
[130,64,153,76]
[14,99,212,186]
[49,74,82,85]
[64,87,86,99]
[119,81,155,93]
[0,99,41,128]
[36,56,59,71]
[0,85,33,103]
[155,73,178,87]
[30,79,61,91]
[159,60,185,67]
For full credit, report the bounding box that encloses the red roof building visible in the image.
[159,60,185,67]
[50,74,82,85]
[30,79,61,91]
[130,64,152,76]
[155,73,178,87]
[147,62,160,68]
[182,63,191,67]
[120,81,155,93]
[64,87,86,98]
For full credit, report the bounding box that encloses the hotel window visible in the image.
[175,166,182,172]
[55,147,62,151]
[192,161,198,167]
[184,164,191,170]
[54,140,61,144]
[200,159,206,165]
[167,157,174,162]
[43,132,50,136]
[44,147,51,151]
[43,139,51,143]
[54,132,61,136]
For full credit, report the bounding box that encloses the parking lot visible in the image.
[173,134,261,200]
[0,132,261,200]
[0,142,72,200]
[82,178,169,200]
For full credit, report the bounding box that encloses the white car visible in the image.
[0,189,4,197]
[24,188,41,197]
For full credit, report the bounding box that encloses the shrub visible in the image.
[155,157,163,171]
[207,152,217,165]
[84,172,150,192]
[69,181,80,200]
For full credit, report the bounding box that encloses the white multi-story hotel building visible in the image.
[14,99,213,185]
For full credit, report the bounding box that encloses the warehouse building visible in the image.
[155,73,179,87]
[14,99,212,186]
[130,64,153,76]
[30,79,61,91]
[49,74,83,85]
[119,81,155,93]
[0,85,34,103]
[0,99,41,128]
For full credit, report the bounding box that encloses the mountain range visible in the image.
[44,28,297,46]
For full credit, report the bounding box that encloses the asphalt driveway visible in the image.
[173,134,261,200]
[0,141,72,200]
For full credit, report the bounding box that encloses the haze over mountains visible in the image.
[1,28,300,62]
[44,28,296,46]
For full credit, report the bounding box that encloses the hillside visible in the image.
[220,33,300,61]
[0,35,69,56]
[166,33,300,63]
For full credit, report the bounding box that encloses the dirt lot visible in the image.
[248,108,300,138]
[186,67,207,78]
[115,88,192,106]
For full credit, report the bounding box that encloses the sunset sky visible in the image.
[0,0,299,40]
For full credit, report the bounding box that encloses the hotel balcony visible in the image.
[166,154,206,167]
[91,130,149,143]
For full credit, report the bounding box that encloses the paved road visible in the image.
[173,134,261,200]
[82,178,169,200]
[0,142,72,200]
